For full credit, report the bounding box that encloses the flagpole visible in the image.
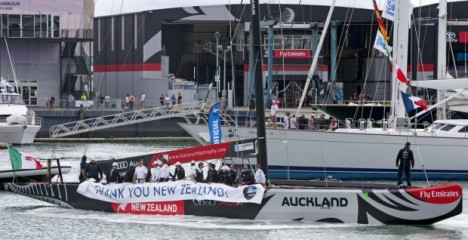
[7,147,19,183]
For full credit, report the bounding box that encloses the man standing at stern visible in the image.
[396,142,415,187]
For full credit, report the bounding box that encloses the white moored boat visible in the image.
[0,79,41,145]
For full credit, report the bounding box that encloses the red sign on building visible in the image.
[274,49,311,59]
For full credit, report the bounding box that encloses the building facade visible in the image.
[93,1,468,107]
[0,0,93,106]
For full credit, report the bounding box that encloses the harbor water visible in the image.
[0,142,467,240]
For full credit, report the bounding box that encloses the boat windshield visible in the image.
[0,94,25,105]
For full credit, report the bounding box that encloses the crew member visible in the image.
[254,163,266,187]
[396,142,415,187]
[205,163,218,183]
[86,157,103,182]
[79,155,87,183]
[151,160,161,182]
[229,164,238,185]
[239,164,255,185]
[133,158,147,183]
[172,162,185,181]
[190,162,204,183]
[218,165,233,186]
[106,162,121,183]
[159,159,170,182]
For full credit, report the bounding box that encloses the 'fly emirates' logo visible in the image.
[408,184,462,204]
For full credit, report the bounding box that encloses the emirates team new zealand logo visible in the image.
[243,185,258,200]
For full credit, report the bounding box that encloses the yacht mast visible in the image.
[392,0,410,122]
[436,0,447,120]
[250,0,268,176]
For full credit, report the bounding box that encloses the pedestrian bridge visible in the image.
[49,101,205,138]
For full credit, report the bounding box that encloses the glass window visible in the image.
[1,15,6,37]
[302,37,312,49]
[22,15,34,38]
[434,123,445,129]
[293,37,303,49]
[440,124,455,131]
[458,126,468,133]
[53,15,59,38]
[274,37,283,49]
[8,15,20,37]
[34,15,47,38]
[284,36,293,49]
[22,86,29,105]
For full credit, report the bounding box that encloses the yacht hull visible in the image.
[3,182,462,225]
[0,124,40,144]
[178,122,468,180]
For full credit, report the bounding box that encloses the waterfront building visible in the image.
[0,0,93,106]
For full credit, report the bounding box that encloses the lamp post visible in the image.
[214,31,221,98]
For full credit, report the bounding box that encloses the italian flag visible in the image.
[9,147,43,170]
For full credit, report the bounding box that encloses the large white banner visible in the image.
[77,180,265,204]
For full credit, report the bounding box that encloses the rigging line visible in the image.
[410,129,431,186]
[449,40,459,78]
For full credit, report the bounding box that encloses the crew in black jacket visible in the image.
[205,163,219,183]
[86,157,103,182]
[396,142,415,186]
[171,162,185,181]
[106,162,121,183]
[239,164,255,185]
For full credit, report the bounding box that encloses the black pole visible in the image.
[250,0,268,179]
[56,158,64,184]
[47,159,52,184]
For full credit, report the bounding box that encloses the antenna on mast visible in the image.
[4,37,18,92]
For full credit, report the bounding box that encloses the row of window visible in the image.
[0,14,60,38]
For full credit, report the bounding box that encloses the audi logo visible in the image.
[114,161,136,170]
[192,200,217,206]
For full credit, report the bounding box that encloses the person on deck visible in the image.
[159,159,170,182]
[79,155,88,183]
[205,163,219,183]
[151,160,161,183]
[86,157,103,182]
[106,162,121,183]
[218,165,233,186]
[330,117,338,131]
[270,100,278,128]
[254,164,266,187]
[190,162,205,183]
[283,112,290,129]
[177,92,182,104]
[171,162,185,181]
[289,114,297,129]
[396,142,415,187]
[297,114,308,130]
[229,164,238,185]
[133,158,147,183]
[239,164,255,185]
